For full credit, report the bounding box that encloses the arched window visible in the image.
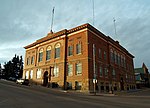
[46,46,51,60]
[38,48,43,62]
[55,43,60,58]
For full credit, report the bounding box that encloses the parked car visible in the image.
[8,77,16,82]
[16,79,29,85]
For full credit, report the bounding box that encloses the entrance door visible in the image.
[43,71,48,86]
[120,77,124,90]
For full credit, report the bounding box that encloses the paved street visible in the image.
[0,80,150,108]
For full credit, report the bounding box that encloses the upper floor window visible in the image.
[118,54,121,66]
[124,57,126,68]
[110,49,113,62]
[116,53,118,64]
[68,64,73,76]
[27,57,30,65]
[99,48,102,59]
[46,46,51,61]
[68,45,73,56]
[114,51,117,64]
[38,48,43,62]
[76,43,81,54]
[104,51,107,60]
[76,62,82,75]
[55,43,60,58]
[121,55,123,67]
[31,56,34,64]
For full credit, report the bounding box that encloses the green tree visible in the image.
[3,54,23,80]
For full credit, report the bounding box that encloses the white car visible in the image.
[16,78,29,85]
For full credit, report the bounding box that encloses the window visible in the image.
[75,81,82,90]
[53,65,59,77]
[110,49,113,62]
[114,51,117,64]
[30,70,33,79]
[25,71,29,79]
[31,56,34,64]
[55,43,60,58]
[124,57,126,68]
[37,69,41,79]
[27,57,30,65]
[38,48,43,62]
[99,48,102,59]
[46,46,51,60]
[76,63,82,75]
[104,68,108,77]
[112,68,116,78]
[121,55,123,66]
[76,43,81,54]
[104,51,107,60]
[99,66,103,77]
[116,53,118,64]
[118,54,121,66]
[67,82,72,90]
[68,64,73,76]
[68,45,73,56]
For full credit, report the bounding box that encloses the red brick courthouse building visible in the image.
[23,23,136,92]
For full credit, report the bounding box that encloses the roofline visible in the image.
[24,23,134,58]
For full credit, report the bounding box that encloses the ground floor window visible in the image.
[67,82,72,90]
[114,83,117,91]
[25,71,29,79]
[30,70,33,79]
[106,83,109,92]
[36,69,42,79]
[75,81,82,90]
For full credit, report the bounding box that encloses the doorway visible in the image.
[43,71,48,86]
[120,77,124,90]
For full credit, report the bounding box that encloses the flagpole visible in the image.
[50,7,55,32]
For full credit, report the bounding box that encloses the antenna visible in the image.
[113,17,117,38]
[50,7,55,33]
[92,0,95,26]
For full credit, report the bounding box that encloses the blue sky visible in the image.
[0,0,150,69]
